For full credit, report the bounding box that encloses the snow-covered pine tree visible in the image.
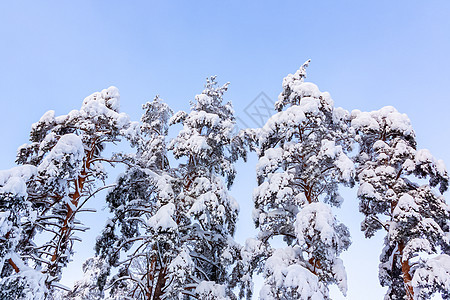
[167,77,246,298]
[96,78,246,299]
[166,76,246,299]
[94,96,180,299]
[0,87,131,298]
[244,61,354,299]
[351,107,450,299]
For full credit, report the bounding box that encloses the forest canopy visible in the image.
[0,62,449,300]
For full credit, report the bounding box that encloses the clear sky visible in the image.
[1,1,450,299]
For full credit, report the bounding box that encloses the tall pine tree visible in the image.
[0,87,131,298]
[96,78,246,299]
[95,96,180,299]
[242,61,354,299]
[352,106,450,299]
[168,77,246,298]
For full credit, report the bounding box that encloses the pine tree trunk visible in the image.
[398,241,414,300]
[5,231,20,273]
[49,139,96,277]
[7,259,19,273]
[152,267,167,300]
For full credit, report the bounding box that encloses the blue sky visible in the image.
[1,1,450,299]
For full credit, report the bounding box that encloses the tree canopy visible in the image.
[0,63,449,300]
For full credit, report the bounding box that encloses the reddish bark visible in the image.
[8,258,19,273]
[50,139,96,274]
[152,266,167,300]
[398,241,414,300]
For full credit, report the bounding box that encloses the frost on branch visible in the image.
[37,134,85,185]
[0,266,48,300]
[195,281,228,300]
[147,203,177,231]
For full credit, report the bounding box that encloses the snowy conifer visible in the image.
[95,96,179,299]
[167,76,245,298]
[351,107,450,299]
[96,78,245,299]
[245,61,354,299]
[0,87,131,297]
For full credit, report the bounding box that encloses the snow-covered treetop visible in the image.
[141,95,172,138]
[351,106,416,157]
[191,76,233,117]
[275,59,313,111]
[2,86,134,292]
[352,105,448,195]
[351,106,414,135]
[82,86,121,112]
[254,62,354,210]
[169,76,243,186]
[18,86,130,167]
[125,96,173,170]
[94,80,245,299]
